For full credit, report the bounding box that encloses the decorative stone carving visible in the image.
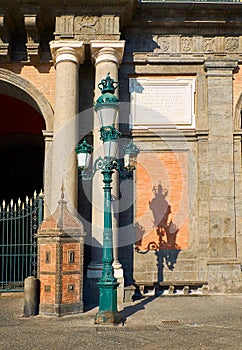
[55,16,74,39]
[203,37,215,53]
[135,35,149,51]
[181,37,192,52]
[225,37,239,52]
[131,33,242,60]
[23,13,40,61]
[75,16,99,34]
[155,36,170,53]
[0,14,10,61]
[54,15,120,42]
[75,15,120,41]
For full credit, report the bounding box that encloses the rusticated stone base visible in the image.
[39,301,84,317]
[207,259,242,293]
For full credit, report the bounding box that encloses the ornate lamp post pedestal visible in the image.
[75,73,139,325]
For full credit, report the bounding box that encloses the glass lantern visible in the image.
[75,139,93,170]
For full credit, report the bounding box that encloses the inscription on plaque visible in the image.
[129,78,195,128]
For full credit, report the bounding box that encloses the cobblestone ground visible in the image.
[0,294,241,350]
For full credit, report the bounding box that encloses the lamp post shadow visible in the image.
[120,295,156,324]
[135,182,181,294]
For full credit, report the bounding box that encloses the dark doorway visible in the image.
[0,94,45,202]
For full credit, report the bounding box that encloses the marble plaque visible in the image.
[129,78,195,128]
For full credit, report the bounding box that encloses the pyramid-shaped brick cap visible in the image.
[40,191,84,234]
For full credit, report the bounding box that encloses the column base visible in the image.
[86,263,103,306]
[114,267,124,307]
[207,258,242,293]
[94,310,122,325]
[87,262,103,279]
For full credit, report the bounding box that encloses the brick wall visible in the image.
[1,63,55,108]
[135,151,188,251]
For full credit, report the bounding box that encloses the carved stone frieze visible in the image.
[203,37,215,53]
[75,16,99,34]
[225,37,239,52]
[55,16,75,39]
[181,37,193,53]
[125,33,241,62]
[55,15,120,42]
[154,35,170,53]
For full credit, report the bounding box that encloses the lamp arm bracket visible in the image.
[115,159,133,179]
[79,157,134,181]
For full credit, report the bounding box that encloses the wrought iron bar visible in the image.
[0,192,44,292]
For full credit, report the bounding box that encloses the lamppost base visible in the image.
[94,310,122,325]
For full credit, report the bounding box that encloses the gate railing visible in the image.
[0,192,44,292]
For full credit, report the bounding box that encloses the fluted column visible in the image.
[49,40,85,215]
[87,40,125,304]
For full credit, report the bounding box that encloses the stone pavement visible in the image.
[0,293,241,350]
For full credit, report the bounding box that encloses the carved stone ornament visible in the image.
[225,37,239,52]
[203,38,215,53]
[181,37,192,52]
[135,36,148,51]
[72,16,120,41]
[75,16,99,34]
[24,14,40,61]
[155,36,170,53]
[0,14,10,61]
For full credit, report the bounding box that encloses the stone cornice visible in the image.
[50,40,85,65]
[131,128,209,142]
[90,40,125,66]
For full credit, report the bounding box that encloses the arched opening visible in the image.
[0,94,46,202]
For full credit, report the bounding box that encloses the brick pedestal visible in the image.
[37,193,85,316]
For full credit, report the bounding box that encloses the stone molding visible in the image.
[0,13,10,61]
[0,68,54,130]
[90,40,125,66]
[23,13,40,61]
[50,40,85,66]
[42,130,53,142]
[55,15,121,42]
[204,59,238,77]
[153,35,242,55]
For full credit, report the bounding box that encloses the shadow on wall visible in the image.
[135,182,181,283]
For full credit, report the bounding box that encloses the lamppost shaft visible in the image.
[94,168,122,324]
[75,74,139,325]
[101,169,116,281]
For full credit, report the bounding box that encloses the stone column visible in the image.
[205,60,242,293]
[42,130,53,218]
[49,40,85,215]
[87,40,125,306]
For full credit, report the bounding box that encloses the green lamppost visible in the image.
[75,73,139,325]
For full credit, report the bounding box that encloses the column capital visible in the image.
[204,60,238,77]
[90,40,125,66]
[50,40,85,66]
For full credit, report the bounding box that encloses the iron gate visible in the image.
[0,192,43,292]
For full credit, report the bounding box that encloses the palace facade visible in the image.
[1,0,242,304]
